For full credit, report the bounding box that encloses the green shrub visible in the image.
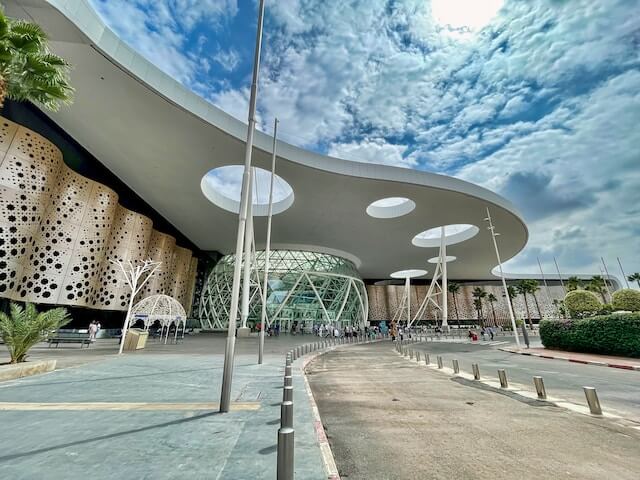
[564,289,600,318]
[539,313,640,358]
[0,302,70,363]
[612,289,640,312]
[597,303,614,316]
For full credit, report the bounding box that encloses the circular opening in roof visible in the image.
[390,269,428,279]
[366,197,416,219]
[412,224,479,247]
[201,165,294,216]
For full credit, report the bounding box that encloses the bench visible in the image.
[47,333,92,348]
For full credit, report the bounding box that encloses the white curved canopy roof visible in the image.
[6,0,528,280]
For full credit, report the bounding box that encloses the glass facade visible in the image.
[199,250,367,330]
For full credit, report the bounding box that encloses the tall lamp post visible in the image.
[220,0,266,413]
[484,208,521,349]
[259,118,278,364]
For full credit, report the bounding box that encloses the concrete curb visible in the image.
[498,347,640,371]
[0,359,57,382]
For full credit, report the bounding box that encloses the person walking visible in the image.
[88,321,98,343]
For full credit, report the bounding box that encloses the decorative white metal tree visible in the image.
[110,258,162,354]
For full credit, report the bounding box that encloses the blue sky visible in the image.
[89,0,640,280]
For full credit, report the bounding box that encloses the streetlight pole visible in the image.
[485,208,520,349]
[220,0,266,413]
[259,118,278,365]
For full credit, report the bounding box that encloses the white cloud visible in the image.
[213,48,240,72]
[328,139,416,169]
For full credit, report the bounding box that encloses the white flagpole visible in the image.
[220,0,266,414]
[537,256,558,319]
[617,257,630,289]
[553,257,566,295]
[259,118,278,365]
[485,208,520,349]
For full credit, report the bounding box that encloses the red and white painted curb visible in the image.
[499,347,640,371]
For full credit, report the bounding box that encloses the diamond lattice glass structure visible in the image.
[199,250,368,330]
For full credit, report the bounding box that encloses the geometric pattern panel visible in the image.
[199,250,367,330]
[367,282,569,324]
[0,115,196,311]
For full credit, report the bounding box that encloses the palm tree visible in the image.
[628,273,640,289]
[471,287,487,326]
[486,293,497,325]
[527,280,543,319]
[447,282,461,327]
[516,280,533,327]
[503,285,517,317]
[586,275,607,303]
[0,9,73,110]
[566,276,582,291]
[0,302,70,363]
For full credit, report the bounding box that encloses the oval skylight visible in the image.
[427,255,457,263]
[366,197,416,218]
[201,165,294,216]
[390,269,428,279]
[412,224,479,247]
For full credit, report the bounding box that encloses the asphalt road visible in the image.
[306,342,640,480]
[411,340,640,421]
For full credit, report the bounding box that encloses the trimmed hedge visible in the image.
[612,289,640,312]
[540,313,640,358]
[564,289,600,318]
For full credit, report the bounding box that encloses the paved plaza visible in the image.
[2,334,640,479]
[0,334,327,480]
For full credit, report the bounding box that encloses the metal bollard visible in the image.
[583,387,603,415]
[437,356,443,369]
[277,426,294,480]
[283,385,293,402]
[281,400,293,429]
[409,349,414,359]
[452,359,459,374]
[284,375,292,388]
[416,351,421,362]
[285,365,292,377]
[472,363,480,380]
[425,353,430,365]
[286,354,292,366]
[498,369,508,388]
[533,376,547,399]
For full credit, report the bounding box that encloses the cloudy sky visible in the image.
[89,0,640,281]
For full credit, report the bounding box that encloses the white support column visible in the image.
[240,169,254,330]
[440,226,448,330]
[405,277,410,326]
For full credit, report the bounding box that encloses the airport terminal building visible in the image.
[0,0,617,330]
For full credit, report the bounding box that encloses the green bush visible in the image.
[0,302,70,363]
[539,313,640,358]
[564,289,600,318]
[612,289,640,312]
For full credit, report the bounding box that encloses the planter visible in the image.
[0,360,57,382]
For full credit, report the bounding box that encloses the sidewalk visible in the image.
[0,335,328,479]
[500,346,640,370]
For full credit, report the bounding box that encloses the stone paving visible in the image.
[0,334,328,480]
